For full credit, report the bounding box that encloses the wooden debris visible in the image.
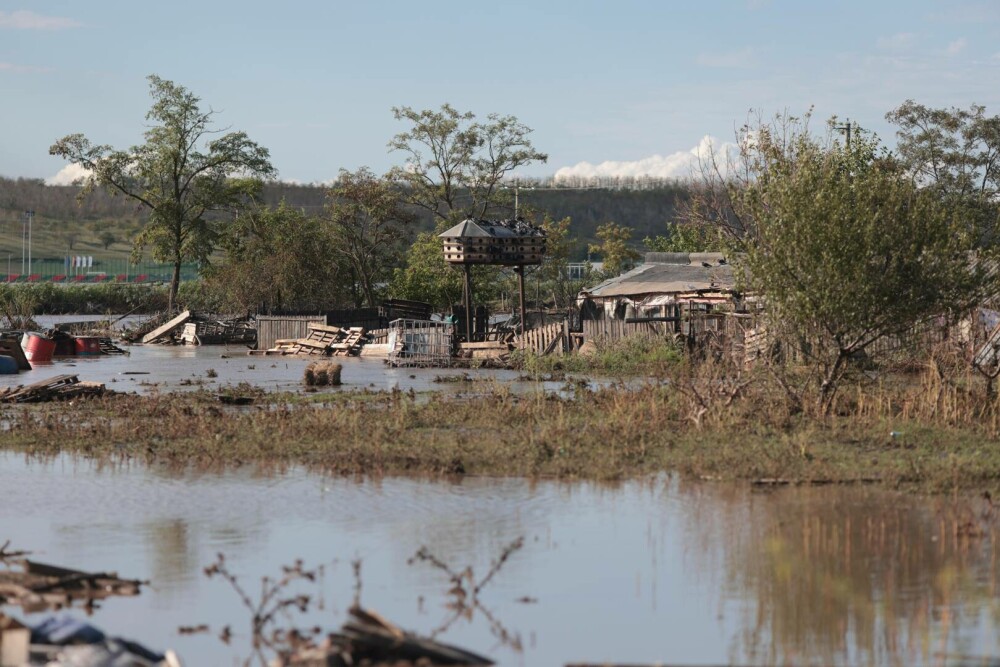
[0,559,144,613]
[359,343,390,358]
[99,338,128,355]
[252,324,368,357]
[457,341,511,361]
[141,310,192,344]
[289,606,492,666]
[179,320,256,346]
[0,375,107,403]
[329,327,365,356]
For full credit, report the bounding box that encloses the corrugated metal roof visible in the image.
[583,254,735,299]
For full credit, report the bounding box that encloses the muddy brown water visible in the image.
[2,454,998,666]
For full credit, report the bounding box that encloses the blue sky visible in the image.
[1,0,998,184]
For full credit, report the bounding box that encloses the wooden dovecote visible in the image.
[439,218,547,266]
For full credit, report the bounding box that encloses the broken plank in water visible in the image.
[141,310,192,344]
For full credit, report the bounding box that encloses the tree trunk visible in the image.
[818,350,849,416]
[168,260,181,314]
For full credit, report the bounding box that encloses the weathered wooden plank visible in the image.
[306,323,343,335]
[141,310,191,344]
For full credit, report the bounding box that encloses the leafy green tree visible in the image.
[388,104,547,310]
[720,114,992,411]
[209,202,346,313]
[98,231,116,250]
[325,168,415,308]
[50,75,275,311]
[886,100,1000,200]
[389,226,464,309]
[643,221,720,253]
[588,221,641,277]
[387,104,548,222]
[886,100,1000,243]
[532,216,589,308]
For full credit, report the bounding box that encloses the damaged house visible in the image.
[578,252,743,342]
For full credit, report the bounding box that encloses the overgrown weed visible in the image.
[6,346,1000,491]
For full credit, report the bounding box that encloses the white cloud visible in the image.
[946,38,968,55]
[876,32,916,51]
[554,136,738,182]
[47,163,92,186]
[0,10,80,30]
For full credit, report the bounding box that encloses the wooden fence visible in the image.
[255,315,326,351]
[515,320,570,355]
[583,319,671,341]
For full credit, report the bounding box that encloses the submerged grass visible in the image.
[5,357,1000,495]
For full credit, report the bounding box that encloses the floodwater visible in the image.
[2,454,998,666]
[3,324,572,396]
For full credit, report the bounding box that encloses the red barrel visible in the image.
[75,337,102,356]
[21,333,55,363]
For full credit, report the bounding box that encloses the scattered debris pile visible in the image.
[287,606,492,666]
[252,324,366,357]
[0,555,143,614]
[0,375,108,403]
[139,310,255,346]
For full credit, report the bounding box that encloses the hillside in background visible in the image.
[0,177,689,274]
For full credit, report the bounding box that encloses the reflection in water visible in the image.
[681,481,1000,666]
[2,455,998,665]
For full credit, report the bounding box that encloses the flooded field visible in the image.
[2,453,998,666]
[3,328,564,397]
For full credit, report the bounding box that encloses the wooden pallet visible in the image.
[288,323,342,355]
[330,327,366,356]
[0,374,106,403]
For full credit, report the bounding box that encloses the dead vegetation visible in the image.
[4,345,1000,492]
[303,361,342,387]
[198,538,527,666]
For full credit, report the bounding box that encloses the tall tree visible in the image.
[50,75,275,311]
[886,100,1000,243]
[701,113,993,411]
[211,202,345,313]
[387,104,548,222]
[325,168,415,308]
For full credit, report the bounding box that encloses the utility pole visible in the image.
[833,119,853,149]
[25,210,33,275]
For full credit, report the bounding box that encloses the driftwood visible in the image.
[0,374,107,403]
[0,559,144,613]
[289,606,493,666]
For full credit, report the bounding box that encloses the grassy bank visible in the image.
[4,365,1000,494]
